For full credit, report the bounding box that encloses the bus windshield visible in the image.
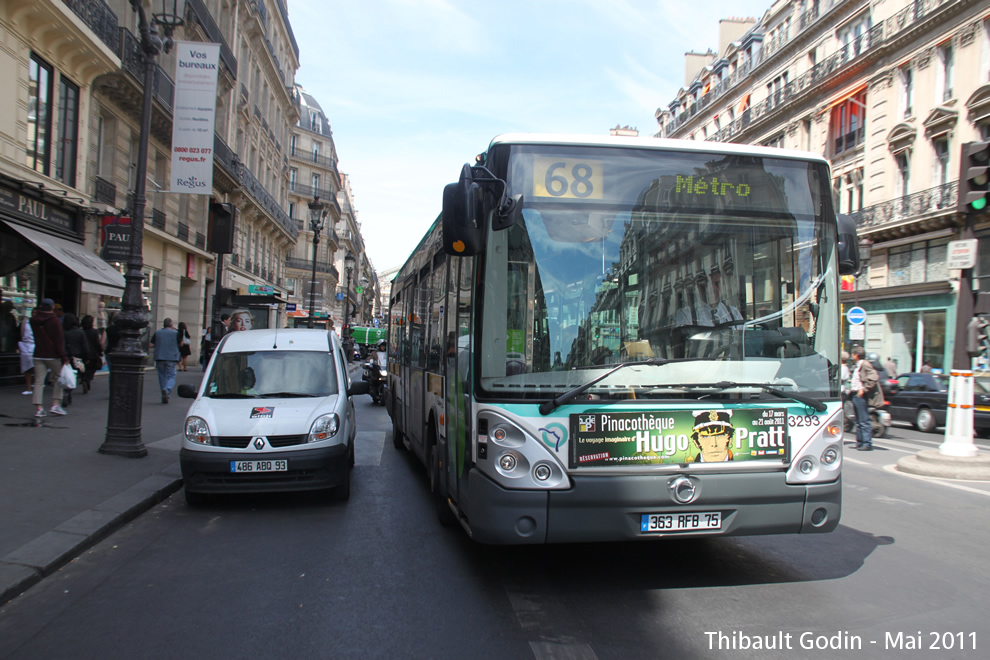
[478,144,840,400]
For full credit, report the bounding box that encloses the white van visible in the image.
[178,328,368,504]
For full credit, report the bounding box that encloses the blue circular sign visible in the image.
[847,306,867,325]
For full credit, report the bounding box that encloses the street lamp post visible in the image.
[307,196,327,329]
[101,0,185,458]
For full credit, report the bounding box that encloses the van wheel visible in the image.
[332,464,351,501]
[184,488,207,507]
[428,440,458,527]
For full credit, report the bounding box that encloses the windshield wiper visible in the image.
[207,392,257,399]
[258,392,319,398]
[678,381,826,412]
[538,357,712,415]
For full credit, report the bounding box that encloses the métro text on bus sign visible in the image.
[847,306,867,325]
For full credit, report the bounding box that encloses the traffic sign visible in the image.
[847,306,867,325]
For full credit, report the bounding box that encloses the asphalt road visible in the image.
[1,404,988,660]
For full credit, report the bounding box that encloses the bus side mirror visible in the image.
[443,164,484,256]
[836,213,861,275]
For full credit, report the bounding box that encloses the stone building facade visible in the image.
[656,0,990,373]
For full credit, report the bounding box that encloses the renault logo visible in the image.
[254,437,266,450]
[668,476,697,504]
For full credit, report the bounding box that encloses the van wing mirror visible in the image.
[442,164,484,256]
[836,214,861,275]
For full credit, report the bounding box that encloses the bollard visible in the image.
[940,370,979,457]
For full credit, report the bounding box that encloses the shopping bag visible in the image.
[72,357,86,373]
[58,363,77,390]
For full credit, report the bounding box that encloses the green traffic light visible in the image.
[974,197,989,212]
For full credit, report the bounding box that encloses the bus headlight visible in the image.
[498,452,517,471]
[799,458,816,475]
[821,446,839,465]
[533,463,552,481]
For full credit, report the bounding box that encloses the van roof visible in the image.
[219,328,334,353]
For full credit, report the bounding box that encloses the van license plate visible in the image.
[641,512,721,533]
[230,460,288,473]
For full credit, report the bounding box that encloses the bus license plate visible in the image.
[641,511,721,533]
[230,460,288,473]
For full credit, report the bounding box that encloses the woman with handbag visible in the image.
[80,315,104,393]
[29,298,69,417]
[177,321,192,371]
[62,314,89,407]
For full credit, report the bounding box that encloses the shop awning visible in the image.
[3,221,125,297]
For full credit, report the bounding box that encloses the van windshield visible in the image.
[206,350,339,397]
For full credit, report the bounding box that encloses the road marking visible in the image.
[355,431,385,466]
[881,464,990,496]
[531,641,599,660]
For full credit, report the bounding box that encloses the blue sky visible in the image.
[291,0,774,272]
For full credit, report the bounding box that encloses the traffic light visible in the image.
[958,141,990,215]
[968,316,990,358]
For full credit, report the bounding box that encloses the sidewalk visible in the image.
[0,358,367,605]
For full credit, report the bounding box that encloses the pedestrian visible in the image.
[850,346,882,451]
[18,310,35,395]
[884,356,898,379]
[920,360,932,373]
[0,300,17,353]
[80,315,104,393]
[62,314,89,407]
[150,317,182,403]
[177,321,192,371]
[30,298,69,417]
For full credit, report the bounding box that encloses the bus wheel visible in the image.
[429,440,458,527]
[392,418,404,450]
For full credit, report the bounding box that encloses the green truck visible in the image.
[350,326,387,356]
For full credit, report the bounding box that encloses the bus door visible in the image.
[406,276,428,457]
[444,257,474,506]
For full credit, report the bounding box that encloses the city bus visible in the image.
[386,134,861,544]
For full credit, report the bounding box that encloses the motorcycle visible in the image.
[363,351,387,406]
[842,392,891,439]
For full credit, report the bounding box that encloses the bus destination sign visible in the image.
[569,408,788,467]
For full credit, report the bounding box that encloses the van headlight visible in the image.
[309,414,340,443]
[185,417,211,445]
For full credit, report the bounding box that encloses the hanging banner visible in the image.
[170,41,220,194]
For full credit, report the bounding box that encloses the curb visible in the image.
[895,449,990,481]
[0,463,183,605]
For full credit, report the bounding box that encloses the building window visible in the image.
[312,173,320,192]
[55,76,79,187]
[830,90,866,155]
[763,133,786,150]
[290,134,297,156]
[96,112,115,179]
[26,53,53,175]
[289,168,297,187]
[895,151,911,198]
[313,142,320,162]
[838,12,872,59]
[900,65,913,118]
[933,137,950,186]
[938,41,953,102]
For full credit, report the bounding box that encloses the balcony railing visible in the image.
[186,0,237,77]
[118,27,174,112]
[60,0,120,54]
[195,231,206,249]
[231,253,240,266]
[849,181,958,232]
[94,175,116,205]
[236,162,298,239]
[286,257,337,276]
[177,222,189,241]
[151,208,166,230]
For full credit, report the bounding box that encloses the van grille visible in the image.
[214,435,307,448]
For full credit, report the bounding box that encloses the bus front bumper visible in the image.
[462,468,841,544]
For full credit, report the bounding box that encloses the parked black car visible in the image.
[869,360,900,397]
[886,372,990,435]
